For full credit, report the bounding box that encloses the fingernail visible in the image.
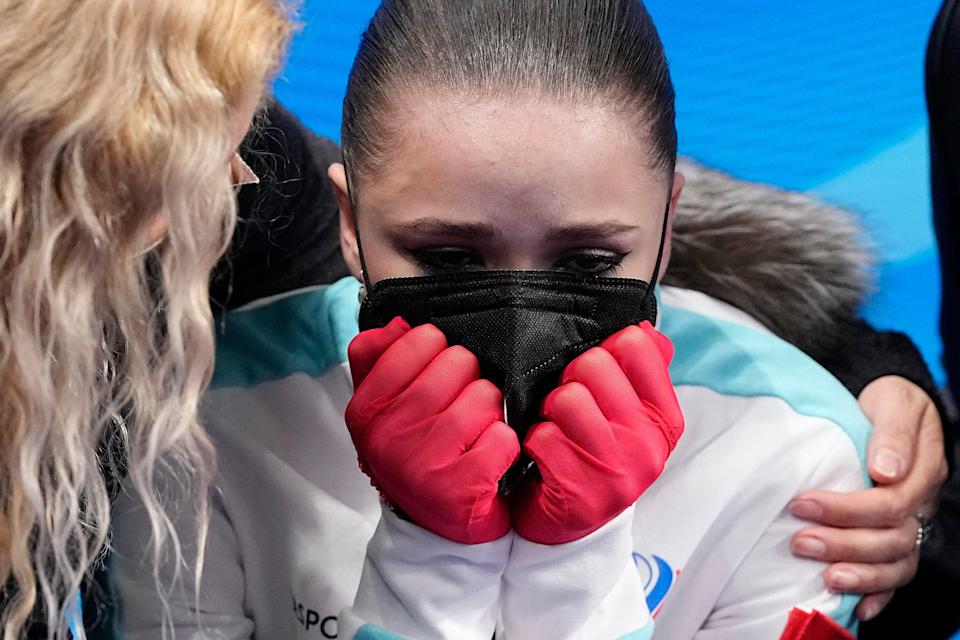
[792,537,827,559]
[790,500,823,521]
[860,603,881,621]
[874,448,903,479]
[829,570,861,591]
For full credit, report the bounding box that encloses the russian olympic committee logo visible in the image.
[633,552,680,617]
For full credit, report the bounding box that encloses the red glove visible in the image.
[512,321,684,545]
[345,317,520,544]
[779,609,856,640]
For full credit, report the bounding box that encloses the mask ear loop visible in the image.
[343,158,375,297]
[641,198,671,311]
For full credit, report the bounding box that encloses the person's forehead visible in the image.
[359,94,665,213]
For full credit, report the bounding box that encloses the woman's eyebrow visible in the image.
[546,223,642,241]
[394,218,499,238]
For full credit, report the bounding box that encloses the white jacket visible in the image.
[110,278,869,640]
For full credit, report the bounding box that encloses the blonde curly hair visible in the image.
[0,0,294,636]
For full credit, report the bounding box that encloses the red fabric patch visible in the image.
[780,609,856,640]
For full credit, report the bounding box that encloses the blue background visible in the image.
[273,0,946,382]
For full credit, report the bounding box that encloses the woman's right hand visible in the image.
[345,317,520,545]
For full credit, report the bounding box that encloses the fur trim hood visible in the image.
[666,159,874,360]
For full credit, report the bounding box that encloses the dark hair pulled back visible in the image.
[342,0,677,183]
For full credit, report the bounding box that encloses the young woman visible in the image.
[111,1,942,638]
[220,99,946,626]
[0,1,293,637]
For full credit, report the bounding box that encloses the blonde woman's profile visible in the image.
[0,1,295,637]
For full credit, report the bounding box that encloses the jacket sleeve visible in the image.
[811,318,952,472]
[109,484,254,640]
[692,428,866,640]
[338,505,512,640]
[812,319,939,401]
[500,505,654,640]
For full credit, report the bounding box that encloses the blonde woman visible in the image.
[0,1,294,637]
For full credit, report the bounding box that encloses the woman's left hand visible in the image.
[788,376,948,622]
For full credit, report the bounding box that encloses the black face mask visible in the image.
[359,269,657,436]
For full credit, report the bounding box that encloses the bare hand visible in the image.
[789,376,947,621]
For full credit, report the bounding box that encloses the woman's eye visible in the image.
[554,250,628,275]
[411,247,484,273]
